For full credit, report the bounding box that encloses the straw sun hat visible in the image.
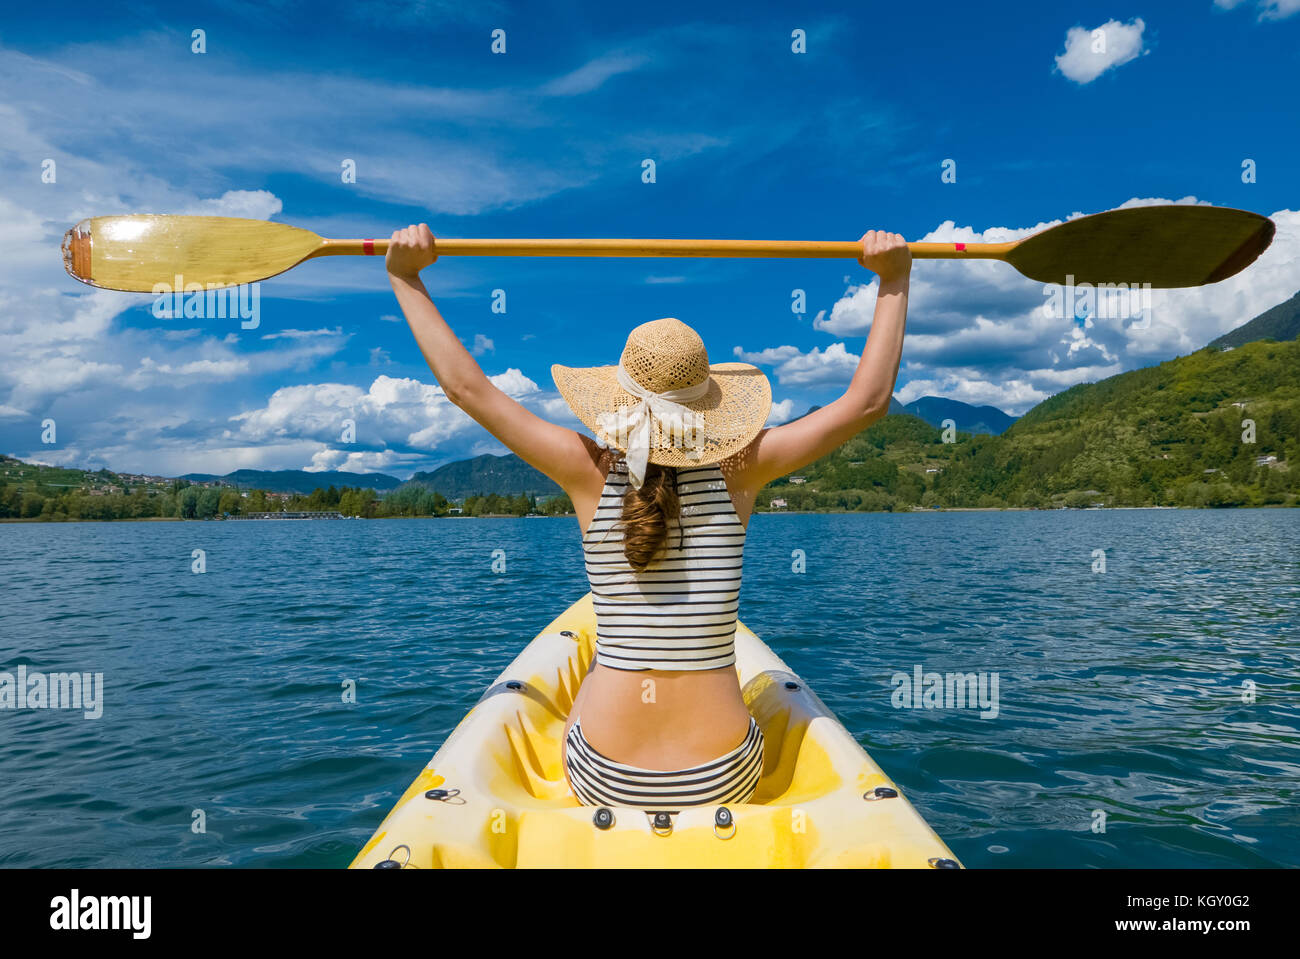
[552,317,772,486]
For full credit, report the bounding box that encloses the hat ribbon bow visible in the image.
[595,363,709,488]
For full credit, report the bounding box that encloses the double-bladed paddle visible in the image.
[63,204,1274,293]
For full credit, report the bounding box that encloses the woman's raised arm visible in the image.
[386,223,604,494]
[728,229,912,491]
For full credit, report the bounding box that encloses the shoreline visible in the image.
[5,504,1292,524]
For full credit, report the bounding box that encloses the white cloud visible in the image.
[1055,18,1147,84]
[1215,0,1300,20]
[132,357,249,380]
[766,398,796,425]
[487,368,542,398]
[227,369,561,467]
[734,342,861,387]
[118,330,349,391]
[183,190,283,220]
[537,395,580,421]
[1259,0,1300,18]
[732,345,804,365]
[5,355,124,402]
[812,284,878,337]
[470,333,495,356]
[1061,322,1118,363]
[260,327,345,341]
[35,439,330,478]
[542,52,651,96]
[894,370,1057,413]
[307,447,426,474]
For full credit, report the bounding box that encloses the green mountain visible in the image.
[403,453,561,499]
[758,339,1299,511]
[180,468,401,494]
[901,396,1017,435]
[932,338,1298,508]
[1208,289,1300,350]
[758,414,938,511]
[0,455,103,491]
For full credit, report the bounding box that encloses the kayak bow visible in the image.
[351,592,961,868]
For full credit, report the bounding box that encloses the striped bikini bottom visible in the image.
[564,717,764,809]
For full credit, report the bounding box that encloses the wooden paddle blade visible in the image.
[1005,205,1275,288]
[62,215,325,292]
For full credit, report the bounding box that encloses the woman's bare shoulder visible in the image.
[717,431,769,489]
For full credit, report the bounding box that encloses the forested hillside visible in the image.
[757,339,1299,511]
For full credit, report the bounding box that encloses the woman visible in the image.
[386,223,911,808]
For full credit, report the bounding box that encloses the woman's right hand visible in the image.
[858,229,911,284]
[386,223,438,279]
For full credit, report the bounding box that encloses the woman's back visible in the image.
[584,459,744,670]
[566,456,754,769]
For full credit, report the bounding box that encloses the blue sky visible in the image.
[1,0,1297,477]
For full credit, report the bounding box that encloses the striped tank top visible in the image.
[582,458,746,671]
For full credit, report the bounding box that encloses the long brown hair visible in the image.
[620,461,681,571]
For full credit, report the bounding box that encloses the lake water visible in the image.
[1,510,1297,868]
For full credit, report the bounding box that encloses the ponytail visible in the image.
[620,461,680,570]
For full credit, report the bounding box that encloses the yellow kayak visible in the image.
[350,592,961,868]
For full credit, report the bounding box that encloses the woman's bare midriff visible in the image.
[565,662,752,769]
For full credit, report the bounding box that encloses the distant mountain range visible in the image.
[177,455,560,499]
[1209,289,1300,350]
[180,468,402,495]
[898,396,1017,435]
[785,396,1017,435]
[402,453,561,499]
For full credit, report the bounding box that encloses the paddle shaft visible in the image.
[311,237,1018,260]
